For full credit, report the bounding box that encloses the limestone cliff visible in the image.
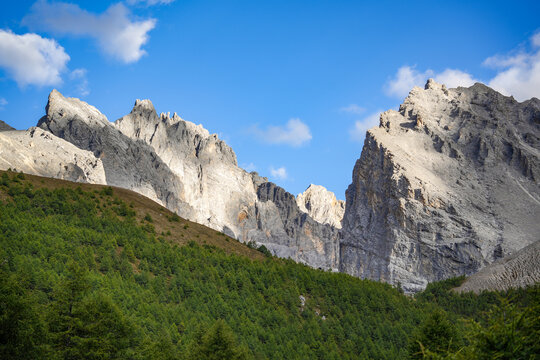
[340,79,540,293]
[33,91,340,270]
[297,184,345,228]
[0,127,106,184]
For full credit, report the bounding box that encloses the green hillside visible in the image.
[0,170,537,359]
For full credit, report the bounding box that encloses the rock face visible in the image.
[297,184,345,228]
[0,127,106,184]
[33,90,340,270]
[0,120,14,131]
[455,240,540,294]
[341,79,540,293]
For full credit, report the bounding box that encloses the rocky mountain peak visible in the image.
[341,80,540,293]
[296,184,345,228]
[133,99,156,113]
[39,90,110,133]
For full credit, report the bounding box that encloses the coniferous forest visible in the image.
[0,170,538,359]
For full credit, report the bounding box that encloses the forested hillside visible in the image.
[0,170,537,359]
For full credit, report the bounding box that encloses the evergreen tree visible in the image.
[0,270,49,359]
[408,310,461,359]
[190,319,250,360]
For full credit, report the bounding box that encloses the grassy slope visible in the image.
[1,170,264,261]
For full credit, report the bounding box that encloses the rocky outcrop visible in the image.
[455,240,540,294]
[32,90,339,270]
[37,90,194,216]
[340,79,540,293]
[0,127,106,183]
[254,182,340,269]
[0,120,14,131]
[296,184,345,228]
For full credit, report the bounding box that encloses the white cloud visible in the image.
[434,69,477,89]
[252,118,312,147]
[0,29,69,86]
[69,68,89,96]
[270,166,287,180]
[350,110,383,141]
[385,66,432,98]
[127,0,175,5]
[385,66,477,98]
[385,31,540,102]
[340,104,365,115]
[485,32,540,101]
[0,97,7,110]
[23,1,156,63]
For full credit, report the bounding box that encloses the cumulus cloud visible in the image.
[385,66,477,98]
[23,1,156,63]
[270,166,287,180]
[252,118,312,147]
[349,110,383,141]
[484,32,540,101]
[340,104,365,115]
[0,29,69,86]
[69,68,89,96]
[385,32,540,101]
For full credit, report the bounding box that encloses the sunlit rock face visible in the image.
[340,79,540,293]
[33,90,340,270]
[296,184,345,229]
[0,127,106,184]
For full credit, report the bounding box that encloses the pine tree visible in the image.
[190,319,250,360]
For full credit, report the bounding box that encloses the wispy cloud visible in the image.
[251,118,312,147]
[23,1,156,63]
[0,29,69,87]
[69,68,89,96]
[340,104,365,115]
[0,97,7,110]
[270,166,287,180]
[350,110,383,141]
[127,0,175,5]
[385,31,540,101]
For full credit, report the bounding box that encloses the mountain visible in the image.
[0,127,105,184]
[296,184,345,228]
[340,79,540,293]
[0,81,538,292]
[0,120,14,131]
[1,90,341,271]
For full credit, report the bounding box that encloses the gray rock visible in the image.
[297,184,345,228]
[340,79,540,293]
[0,127,106,183]
[0,120,14,131]
[33,90,339,270]
[455,240,540,294]
[253,182,340,270]
[37,90,195,217]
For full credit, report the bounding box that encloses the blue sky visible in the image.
[1,0,539,199]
